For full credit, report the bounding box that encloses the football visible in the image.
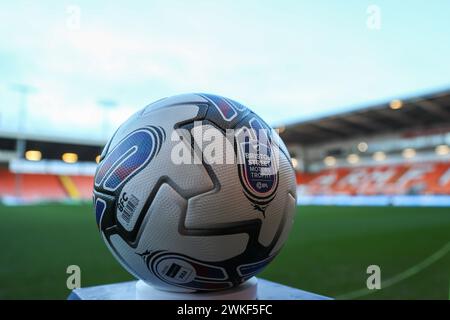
[93,93,297,292]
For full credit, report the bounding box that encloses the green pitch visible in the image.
[0,204,449,299]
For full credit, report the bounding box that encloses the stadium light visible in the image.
[357,142,368,152]
[291,158,299,169]
[324,156,337,167]
[402,148,416,159]
[62,152,78,164]
[373,151,386,162]
[25,150,42,161]
[347,154,360,164]
[435,145,450,156]
[276,126,286,134]
[390,99,403,110]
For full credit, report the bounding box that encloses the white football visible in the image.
[93,93,297,292]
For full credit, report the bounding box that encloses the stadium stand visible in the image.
[70,175,95,200]
[0,166,95,199]
[0,88,449,206]
[283,88,450,205]
[0,169,94,202]
[0,136,100,203]
[297,161,450,196]
[0,169,67,201]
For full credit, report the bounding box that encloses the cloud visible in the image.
[1,1,450,138]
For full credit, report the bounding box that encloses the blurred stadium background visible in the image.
[1,1,450,300]
[1,88,449,299]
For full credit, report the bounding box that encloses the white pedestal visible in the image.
[68,277,331,300]
[135,278,258,300]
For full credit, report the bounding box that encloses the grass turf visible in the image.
[0,204,449,299]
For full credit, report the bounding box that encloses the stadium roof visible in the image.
[0,130,105,147]
[280,88,450,146]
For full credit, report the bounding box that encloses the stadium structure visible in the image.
[0,133,101,204]
[1,88,449,206]
[282,88,450,206]
[1,88,450,300]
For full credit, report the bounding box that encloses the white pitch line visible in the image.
[336,241,450,300]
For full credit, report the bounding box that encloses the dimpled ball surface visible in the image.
[93,93,296,292]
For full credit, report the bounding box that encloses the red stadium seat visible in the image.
[70,175,94,200]
[297,161,450,196]
[0,169,66,201]
[0,169,93,202]
[2,162,449,202]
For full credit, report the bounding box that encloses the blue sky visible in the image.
[1,0,450,141]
